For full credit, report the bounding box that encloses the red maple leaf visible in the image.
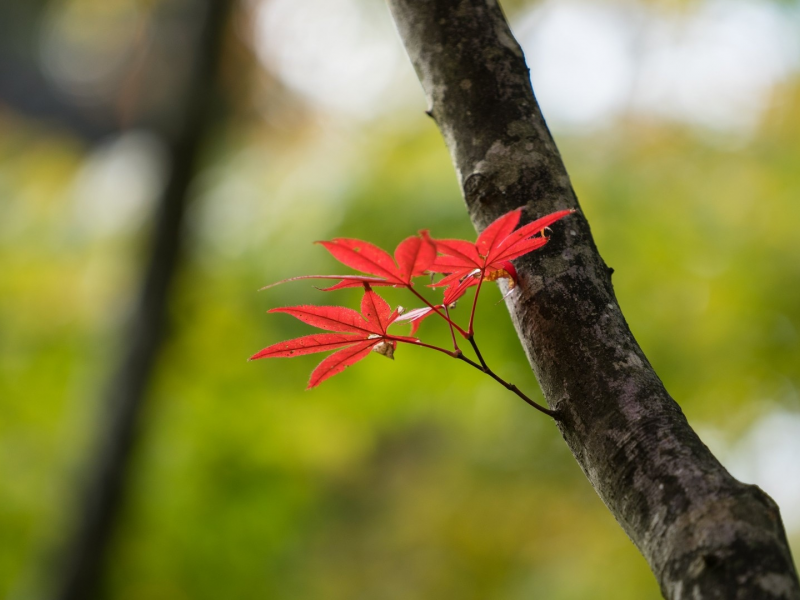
[426,208,575,303]
[316,232,437,286]
[249,287,416,389]
[259,233,437,292]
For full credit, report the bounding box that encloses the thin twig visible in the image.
[408,286,468,338]
[394,333,558,418]
[456,354,559,418]
[467,335,488,370]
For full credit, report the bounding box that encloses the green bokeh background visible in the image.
[1,0,799,598]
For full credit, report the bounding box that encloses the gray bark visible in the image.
[386,0,800,598]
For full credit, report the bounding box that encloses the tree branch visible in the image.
[386,0,800,597]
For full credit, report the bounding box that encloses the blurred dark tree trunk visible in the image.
[387,1,800,599]
[50,1,233,599]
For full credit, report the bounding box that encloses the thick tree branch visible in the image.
[386,0,799,598]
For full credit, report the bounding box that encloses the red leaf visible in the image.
[317,279,395,292]
[394,306,432,321]
[360,288,392,333]
[429,255,478,273]
[259,274,389,291]
[256,288,412,387]
[490,209,574,261]
[426,209,574,302]
[433,239,481,266]
[317,238,402,282]
[307,340,376,389]
[394,233,437,282]
[430,271,472,289]
[493,235,549,262]
[269,305,371,334]
[496,261,518,285]
[476,209,521,257]
[249,333,361,360]
[443,276,479,304]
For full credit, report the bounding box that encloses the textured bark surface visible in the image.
[386,1,800,598]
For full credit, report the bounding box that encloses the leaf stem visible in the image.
[408,286,468,338]
[388,336,458,358]
[444,303,460,352]
[467,273,484,336]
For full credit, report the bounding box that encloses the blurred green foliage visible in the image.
[1,1,800,598]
